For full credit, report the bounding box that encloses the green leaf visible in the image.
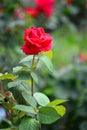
[0,93,4,98]
[0,73,3,76]
[40,55,53,72]
[0,93,4,102]
[0,119,12,129]
[19,55,33,63]
[19,111,26,118]
[31,72,38,85]
[19,117,40,130]
[13,66,23,72]
[34,92,50,106]
[13,66,30,73]
[43,50,53,59]
[48,99,67,107]
[0,73,17,80]
[37,106,60,124]
[54,105,66,117]
[13,105,36,114]
[22,91,37,108]
[8,80,22,88]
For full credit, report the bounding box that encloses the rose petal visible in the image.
[21,27,52,55]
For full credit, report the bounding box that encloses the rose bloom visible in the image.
[67,0,74,4]
[79,53,87,62]
[21,27,52,55]
[0,8,3,13]
[24,7,39,17]
[14,8,24,19]
[24,0,55,18]
[35,0,55,17]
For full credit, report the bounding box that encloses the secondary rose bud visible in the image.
[21,27,52,55]
[35,0,55,17]
[14,8,24,19]
[0,8,3,13]
[79,53,87,62]
[24,8,39,17]
[24,0,55,18]
[67,0,74,4]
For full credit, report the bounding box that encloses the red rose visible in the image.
[21,27,52,55]
[24,0,55,18]
[14,8,24,19]
[79,53,87,62]
[67,0,74,4]
[24,7,39,17]
[0,8,3,13]
[35,0,55,17]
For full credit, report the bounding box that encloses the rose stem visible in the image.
[31,76,34,96]
[31,55,35,96]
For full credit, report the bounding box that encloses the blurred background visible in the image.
[0,0,87,130]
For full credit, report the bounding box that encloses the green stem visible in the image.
[31,76,34,96]
[39,123,41,130]
[32,55,35,68]
[31,55,35,96]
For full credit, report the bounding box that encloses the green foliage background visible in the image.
[0,0,87,130]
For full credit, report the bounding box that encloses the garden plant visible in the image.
[0,26,67,130]
[0,0,87,130]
